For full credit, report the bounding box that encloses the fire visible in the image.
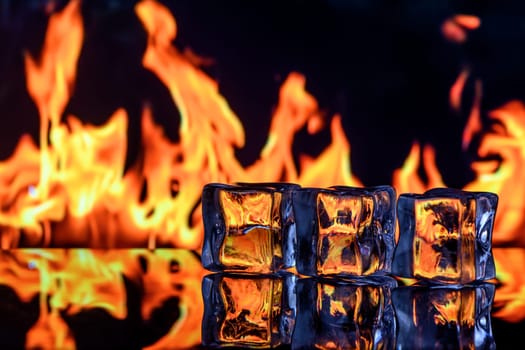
[0,0,524,348]
[0,248,205,349]
[0,0,360,250]
[393,94,525,323]
[24,0,83,202]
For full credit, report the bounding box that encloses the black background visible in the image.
[4,0,525,187]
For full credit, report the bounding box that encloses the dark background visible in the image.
[3,0,525,188]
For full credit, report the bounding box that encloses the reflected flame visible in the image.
[431,291,461,326]
[0,1,524,348]
[0,249,206,349]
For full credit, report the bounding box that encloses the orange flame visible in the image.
[392,142,444,195]
[392,83,525,322]
[0,248,206,349]
[0,0,361,250]
[441,14,481,44]
[492,248,525,322]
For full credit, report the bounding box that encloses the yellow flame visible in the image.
[24,0,83,200]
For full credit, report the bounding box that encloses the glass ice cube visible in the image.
[392,188,497,284]
[201,272,297,348]
[392,283,496,349]
[201,182,299,273]
[293,185,396,277]
[293,276,397,350]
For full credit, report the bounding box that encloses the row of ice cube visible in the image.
[201,182,498,284]
[201,272,496,349]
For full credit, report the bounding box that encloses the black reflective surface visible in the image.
[201,273,497,349]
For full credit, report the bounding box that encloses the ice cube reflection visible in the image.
[392,283,496,349]
[201,276,498,349]
[201,272,297,348]
[293,276,397,350]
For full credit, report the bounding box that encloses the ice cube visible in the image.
[293,276,397,349]
[293,185,396,277]
[392,188,497,283]
[392,283,496,349]
[201,272,297,348]
[201,182,299,273]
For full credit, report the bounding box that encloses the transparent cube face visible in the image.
[393,188,497,284]
[202,273,297,348]
[201,182,298,273]
[293,277,397,350]
[219,189,277,272]
[392,283,496,349]
[316,193,374,275]
[413,197,476,282]
[294,185,396,277]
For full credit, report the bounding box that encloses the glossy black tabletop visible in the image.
[0,248,523,349]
